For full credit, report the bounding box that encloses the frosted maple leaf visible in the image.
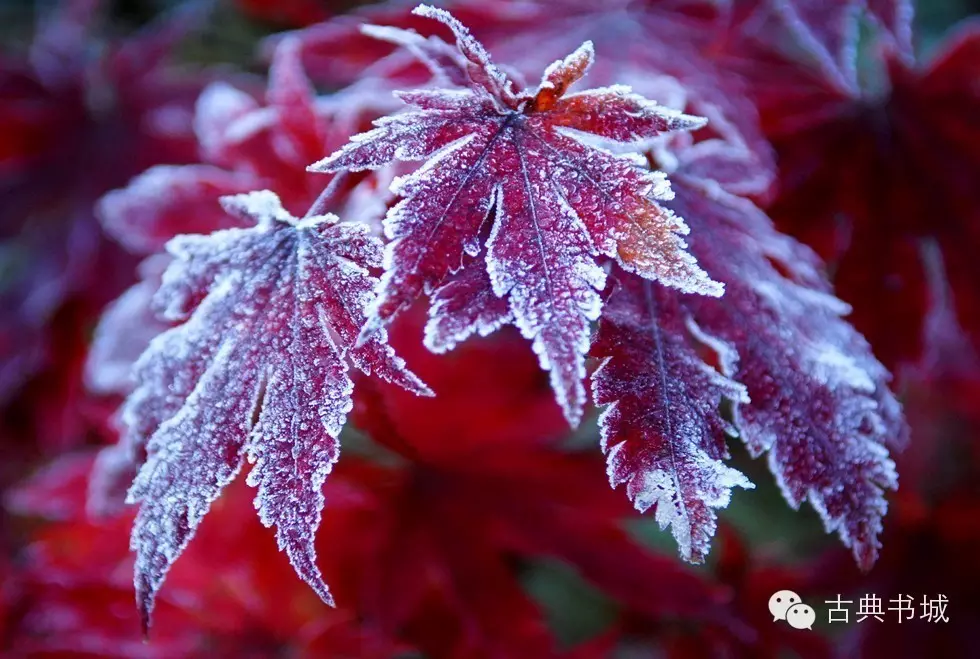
[592,273,754,563]
[312,5,721,425]
[118,190,429,630]
[590,131,907,566]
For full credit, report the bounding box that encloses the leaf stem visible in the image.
[304,171,350,218]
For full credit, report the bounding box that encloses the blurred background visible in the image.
[2,0,980,657]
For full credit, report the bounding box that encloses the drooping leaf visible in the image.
[86,31,411,518]
[667,165,906,570]
[592,272,753,563]
[313,5,719,424]
[117,190,428,630]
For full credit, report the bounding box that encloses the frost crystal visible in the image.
[592,274,753,562]
[671,173,906,568]
[116,190,429,630]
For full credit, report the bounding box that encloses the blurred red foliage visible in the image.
[746,21,980,368]
[0,0,214,457]
[2,0,979,657]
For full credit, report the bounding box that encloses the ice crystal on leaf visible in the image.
[119,190,429,630]
[313,5,720,424]
[673,165,905,569]
[588,130,907,565]
[592,273,753,563]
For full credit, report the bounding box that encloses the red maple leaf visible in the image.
[677,150,905,569]
[314,5,720,425]
[588,126,906,567]
[109,190,429,630]
[592,273,753,564]
[83,19,421,523]
[84,34,411,513]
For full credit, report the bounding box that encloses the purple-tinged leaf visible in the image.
[592,272,752,563]
[312,6,717,424]
[670,172,906,569]
[424,256,512,354]
[119,190,428,630]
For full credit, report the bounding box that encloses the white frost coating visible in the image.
[612,206,724,298]
[116,190,429,628]
[424,260,513,354]
[751,280,874,391]
[412,4,519,108]
[562,85,707,140]
[593,279,753,562]
[220,189,290,223]
[538,40,595,91]
[590,272,757,562]
[313,4,717,425]
[674,176,904,569]
[485,158,605,426]
[605,429,753,561]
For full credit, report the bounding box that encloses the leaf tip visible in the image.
[283,536,337,607]
[414,380,436,398]
[135,575,157,640]
[673,111,708,132]
[356,315,384,347]
[307,156,334,173]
